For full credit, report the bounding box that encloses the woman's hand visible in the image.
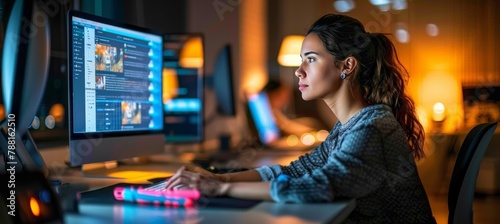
[164,166,230,197]
[183,164,221,180]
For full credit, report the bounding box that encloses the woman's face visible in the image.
[295,33,343,101]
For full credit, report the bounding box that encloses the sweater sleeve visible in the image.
[270,124,387,203]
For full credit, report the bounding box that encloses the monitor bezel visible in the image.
[67,10,165,141]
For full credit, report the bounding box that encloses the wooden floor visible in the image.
[428,194,500,224]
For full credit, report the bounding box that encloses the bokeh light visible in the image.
[301,133,316,146]
[333,0,355,13]
[426,23,439,37]
[286,134,299,146]
[45,115,55,129]
[395,23,410,43]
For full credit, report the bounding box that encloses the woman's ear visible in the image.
[343,56,358,75]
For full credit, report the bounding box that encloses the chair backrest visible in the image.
[448,122,498,224]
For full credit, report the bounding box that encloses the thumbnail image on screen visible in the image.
[95,44,124,72]
[122,101,141,125]
[95,75,106,90]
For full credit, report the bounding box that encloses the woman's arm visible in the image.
[216,169,263,182]
[222,182,273,201]
[270,125,386,203]
[165,166,263,189]
[164,166,273,200]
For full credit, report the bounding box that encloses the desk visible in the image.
[42,148,356,224]
[65,199,356,224]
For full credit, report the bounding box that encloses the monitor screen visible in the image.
[246,92,281,145]
[67,10,164,166]
[204,44,236,128]
[162,34,204,142]
[212,45,236,116]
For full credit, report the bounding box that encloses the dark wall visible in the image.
[80,0,187,34]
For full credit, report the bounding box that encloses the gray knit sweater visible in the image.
[256,104,436,223]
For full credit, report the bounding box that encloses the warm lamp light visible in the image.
[286,134,299,146]
[0,104,4,120]
[316,130,329,142]
[432,102,446,122]
[419,72,463,133]
[107,171,174,180]
[30,197,40,217]
[179,37,203,68]
[49,103,65,123]
[243,70,268,95]
[300,133,316,146]
[277,35,304,67]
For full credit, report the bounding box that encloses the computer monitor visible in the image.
[0,0,50,176]
[162,34,204,142]
[67,10,164,167]
[246,90,322,151]
[208,45,237,153]
[212,45,236,116]
[205,44,236,124]
[190,44,236,164]
[246,92,281,145]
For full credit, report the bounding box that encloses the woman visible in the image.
[165,14,436,223]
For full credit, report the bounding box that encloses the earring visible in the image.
[340,70,346,80]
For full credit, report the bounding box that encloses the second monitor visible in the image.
[162,34,205,143]
[212,44,236,117]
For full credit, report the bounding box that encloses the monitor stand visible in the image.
[81,161,122,178]
[0,122,48,177]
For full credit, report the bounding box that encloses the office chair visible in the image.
[448,122,498,224]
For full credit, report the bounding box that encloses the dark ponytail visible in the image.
[308,14,425,159]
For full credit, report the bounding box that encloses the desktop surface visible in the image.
[42,147,355,223]
[66,198,355,224]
